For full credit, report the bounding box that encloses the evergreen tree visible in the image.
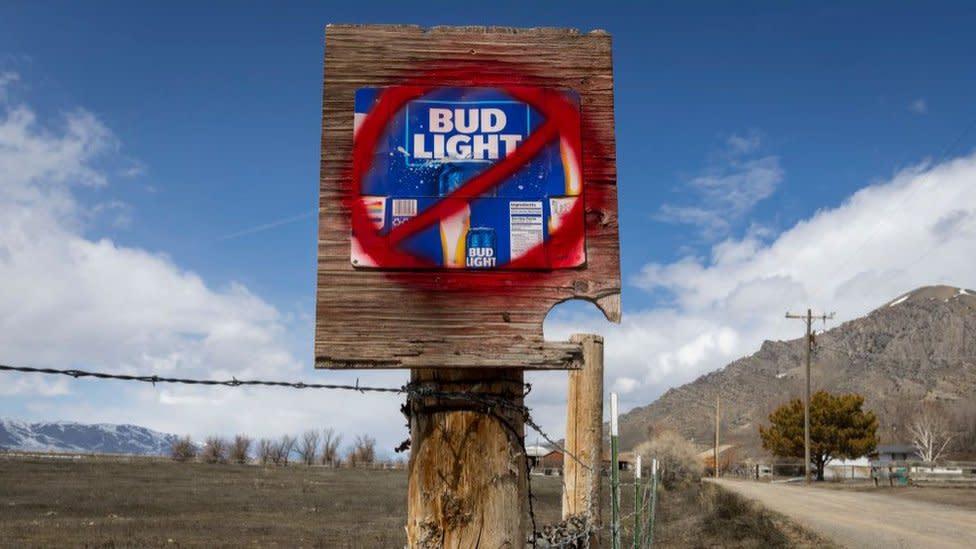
[760,391,879,480]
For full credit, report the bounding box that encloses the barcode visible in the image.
[392,199,417,217]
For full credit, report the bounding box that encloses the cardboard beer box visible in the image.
[351,87,585,270]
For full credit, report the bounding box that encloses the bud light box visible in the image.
[351,87,585,270]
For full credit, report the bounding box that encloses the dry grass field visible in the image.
[0,455,824,548]
[1,457,410,548]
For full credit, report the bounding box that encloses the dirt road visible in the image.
[711,478,976,549]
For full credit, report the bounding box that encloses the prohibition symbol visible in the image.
[348,82,586,271]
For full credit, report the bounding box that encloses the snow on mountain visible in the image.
[888,294,910,307]
[882,284,976,309]
[0,418,178,455]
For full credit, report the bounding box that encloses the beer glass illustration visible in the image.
[437,164,479,268]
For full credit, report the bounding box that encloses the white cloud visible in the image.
[656,133,783,238]
[118,161,146,178]
[911,98,928,114]
[88,199,133,228]
[612,377,638,394]
[0,71,19,102]
[542,151,976,431]
[0,375,70,397]
[0,74,410,453]
[726,132,761,155]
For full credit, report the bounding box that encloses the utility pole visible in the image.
[714,395,720,479]
[785,308,834,483]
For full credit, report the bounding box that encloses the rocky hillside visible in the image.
[618,285,976,459]
[0,419,178,455]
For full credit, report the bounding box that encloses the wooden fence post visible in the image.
[406,368,527,548]
[563,333,605,544]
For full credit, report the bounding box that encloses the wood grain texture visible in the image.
[317,25,621,370]
[563,333,604,545]
[406,368,527,547]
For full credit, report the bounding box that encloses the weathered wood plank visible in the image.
[317,25,620,369]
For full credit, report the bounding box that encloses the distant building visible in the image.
[825,456,872,480]
[870,445,921,464]
[603,450,635,471]
[697,444,735,472]
[525,445,550,470]
[540,450,564,474]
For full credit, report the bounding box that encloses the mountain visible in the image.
[0,418,178,455]
[618,285,976,459]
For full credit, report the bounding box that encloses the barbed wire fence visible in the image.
[1,362,646,548]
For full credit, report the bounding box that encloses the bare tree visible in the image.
[348,434,376,467]
[298,429,320,466]
[201,436,228,464]
[170,435,197,462]
[273,434,297,466]
[257,438,275,466]
[231,434,251,464]
[321,428,342,467]
[909,402,956,462]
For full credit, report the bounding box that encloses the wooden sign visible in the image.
[316,25,620,369]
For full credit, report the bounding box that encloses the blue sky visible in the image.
[2,1,975,454]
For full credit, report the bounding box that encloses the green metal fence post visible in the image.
[648,458,658,549]
[611,392,620,549]
[634,453,642,549]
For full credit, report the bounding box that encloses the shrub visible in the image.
[170,435,197,462]
[272,434,296,466]
[257,438,274,466]
[347,434,376,467]
[231,434,251,465]
[321,428,342,467]
[201,436,228,464]
[298,430,320,466]
[634,429,703,490]
[700,484,790,547]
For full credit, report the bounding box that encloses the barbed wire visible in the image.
[1,360,598,546]
[0,362,595,470]
[0,363,406,393]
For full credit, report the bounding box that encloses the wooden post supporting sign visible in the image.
[406,368,526,547]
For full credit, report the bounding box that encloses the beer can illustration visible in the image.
[438,163,494,197]
[465,227,497,269]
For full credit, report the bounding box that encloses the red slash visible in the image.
[349,80,583,270]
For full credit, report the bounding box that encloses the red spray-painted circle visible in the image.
[342,63,606,291]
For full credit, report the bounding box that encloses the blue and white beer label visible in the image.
[351,87,585,270]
